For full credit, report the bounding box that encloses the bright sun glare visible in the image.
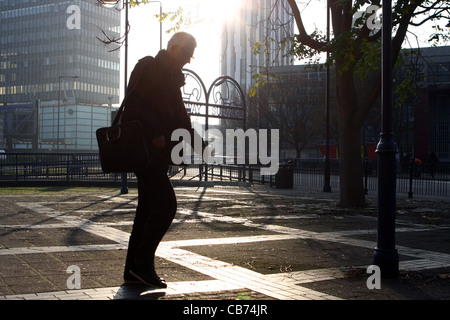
[193,0,243,26]
[176,0,243,83]
[127,0,244,93]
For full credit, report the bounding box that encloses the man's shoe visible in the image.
[129,267,167,288]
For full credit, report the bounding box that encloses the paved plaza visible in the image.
[0,183,449,303]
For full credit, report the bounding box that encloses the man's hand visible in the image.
[152,135,166,148]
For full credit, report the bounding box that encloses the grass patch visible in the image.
[0,186,129,194]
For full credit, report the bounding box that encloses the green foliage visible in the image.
[394,70,417,108]
[393,48,425,109]
[428,24,450,44]
[130,0,158,6]
[129,1,191,34]
[289,29,326,67]
[353,38,381,79]
[248,72,281,98]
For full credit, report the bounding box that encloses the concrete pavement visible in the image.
[0,183,449,304]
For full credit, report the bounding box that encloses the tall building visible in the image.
[0,0,121,151]
[401,46,450,163]
[252,46,450,163]
[220,0,293,92]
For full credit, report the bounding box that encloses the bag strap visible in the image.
[112,102,126,126]
[112,56,155,126]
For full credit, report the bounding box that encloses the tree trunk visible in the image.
[338,120,366,207]
[336,66,367,208]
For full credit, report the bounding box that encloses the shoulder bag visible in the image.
[96,104,151,173]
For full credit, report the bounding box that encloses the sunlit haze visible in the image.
[124,0,243,96]
[121,0,444,102]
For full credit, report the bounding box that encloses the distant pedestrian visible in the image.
[121,32,198,288]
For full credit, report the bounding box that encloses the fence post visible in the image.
[408,157,414,198]
[15,154,19,181]
[364,158,369,195]
[66,155,70,181]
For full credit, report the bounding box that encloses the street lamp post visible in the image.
[373,0,399,278]
[149,1,163,51]
[98,0,130,194]
[57,75,78,151]
[323,2,331,193]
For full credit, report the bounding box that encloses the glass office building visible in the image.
[220,0,293,92]
[39,102,114,151]
[0,0,121,151]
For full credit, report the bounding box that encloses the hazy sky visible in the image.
[119,0,447,99]
[125,0,241,87]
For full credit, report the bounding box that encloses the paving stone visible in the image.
[0,184,449,301]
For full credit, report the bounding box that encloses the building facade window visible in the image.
[0,0,121,151]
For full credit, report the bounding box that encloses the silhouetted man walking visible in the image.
[121,32,197,288]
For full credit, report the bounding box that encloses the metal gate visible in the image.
[182,69,246,130]
[179,69,247,181]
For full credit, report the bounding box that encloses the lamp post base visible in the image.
[373,247,399,279]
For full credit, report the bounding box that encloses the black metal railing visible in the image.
[0,153,448,197]
[0,153,127,182]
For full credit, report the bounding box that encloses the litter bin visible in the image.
[275,165,293,189]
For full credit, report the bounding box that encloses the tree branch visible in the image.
[287,0,328,51]
[393,1,420,63]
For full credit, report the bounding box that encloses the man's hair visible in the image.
[167,32,197,56]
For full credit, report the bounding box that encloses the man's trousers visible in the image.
[124,163,177,276]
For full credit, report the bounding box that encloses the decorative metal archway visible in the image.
[182,69,247,132]
[181,69,247,181]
